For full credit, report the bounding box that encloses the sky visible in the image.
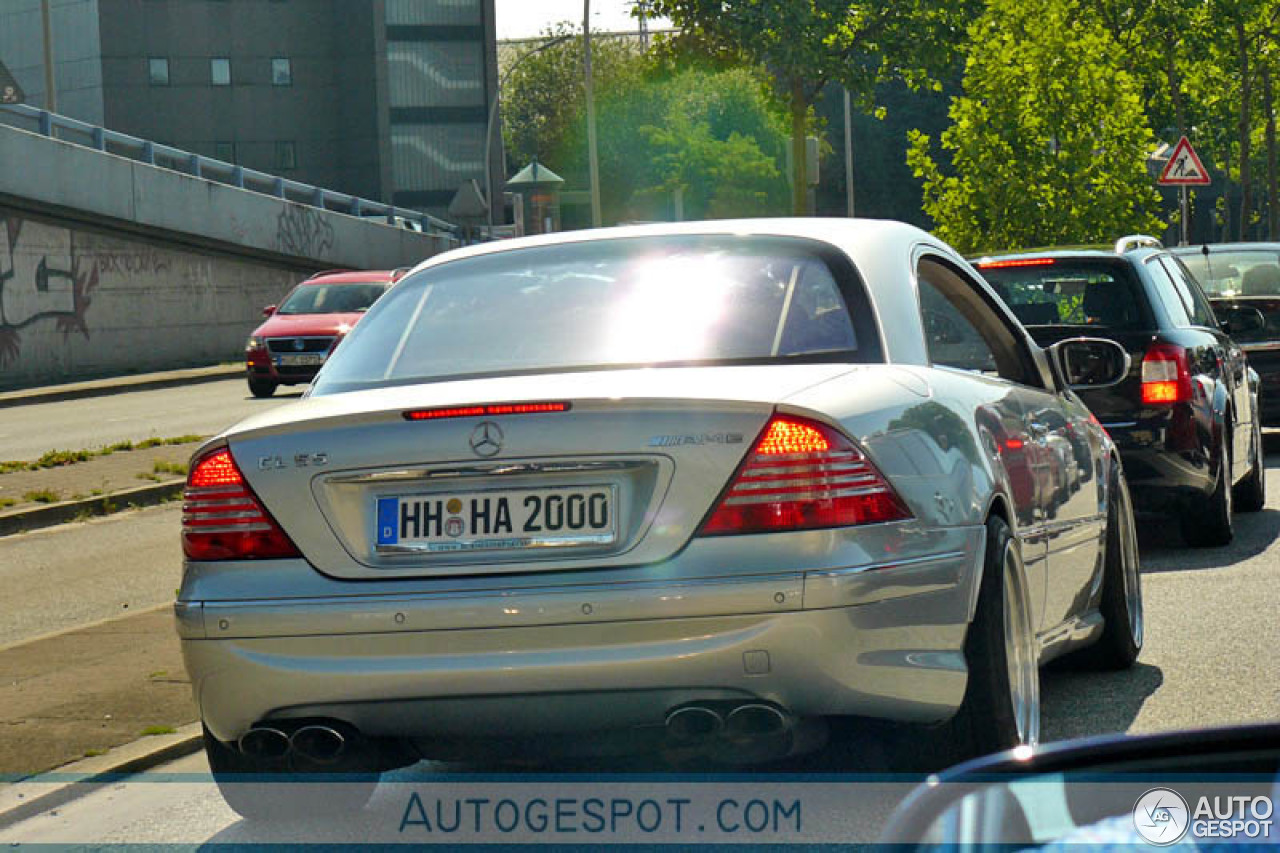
[494,0,670,40]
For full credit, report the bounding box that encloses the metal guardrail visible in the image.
[0,103,458,237]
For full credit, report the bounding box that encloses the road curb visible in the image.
[0,364,241,407]
[0,723,202,830]
[0,480,184,537]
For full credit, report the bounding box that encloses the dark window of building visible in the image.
[211,58,231,86]
[276,141,297,171]
[214,141,236,163]
[148,58,169,86]
[271,58,292,86]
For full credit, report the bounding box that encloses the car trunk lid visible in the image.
[222,364,860,580]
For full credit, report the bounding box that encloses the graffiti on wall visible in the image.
[0,215,99,367]
[276,205,335,258]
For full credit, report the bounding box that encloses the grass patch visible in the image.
[148,670,168,679]
[153,459,188,476]
[140,725,176,736]
[23,488,61,504]
[0,497,15,509]
[0,436,205,475]
[83,748,107,758]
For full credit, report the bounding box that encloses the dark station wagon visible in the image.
[975,237,1264,547]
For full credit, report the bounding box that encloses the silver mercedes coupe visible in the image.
[176,219,1143,818]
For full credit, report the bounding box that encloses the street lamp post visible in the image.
[484,34,572,228]
[584,0,602,227]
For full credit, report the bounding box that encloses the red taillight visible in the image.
[182,447,301,561]
[698,415,912,536]
[1141,344,1192,405]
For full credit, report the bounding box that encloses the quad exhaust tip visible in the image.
[724,704,790,740]
[665,705,724,742]
[237,726,290,759]
[290,724,347,763]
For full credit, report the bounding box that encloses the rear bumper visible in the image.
[1102,417,1212,513]
[177,531,982,743]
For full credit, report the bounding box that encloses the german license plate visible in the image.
[375,486,616,553]
[276,353,325,366]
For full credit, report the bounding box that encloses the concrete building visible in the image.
[0,0,499,219]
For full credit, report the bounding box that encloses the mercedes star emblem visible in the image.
[469,421,504,457]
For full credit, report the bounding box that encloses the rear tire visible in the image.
[1074,464,1142,670]
[1182,437,1233,547]
[949,516,1040,761]
[248,378,277,399]
[203,725,378,822]
[1234,417,1266,513]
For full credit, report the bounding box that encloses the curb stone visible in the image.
[0,722,203,829]
[0,364,241,408]
[0,480,185,537]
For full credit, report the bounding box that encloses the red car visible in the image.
[244,269,402,397]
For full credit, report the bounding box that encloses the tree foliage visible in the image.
[643,0,976,214]
[907,0,1164,254]
[501,35,790,224]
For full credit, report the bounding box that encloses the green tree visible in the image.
[644,0,976,215]
[502,34,791,223]
[501,27,643,172]
[907,0,1164,254]
[625,68,790,219]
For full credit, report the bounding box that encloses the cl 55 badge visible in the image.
[648,433,744,447]
[259,453,329,470]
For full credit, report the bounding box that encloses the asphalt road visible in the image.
[4,448,1280,843]
[0,503,182,649]
[0,378,298,462]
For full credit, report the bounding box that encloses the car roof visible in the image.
[972,246,1164,266]
[298,269,400,285]
[1169,242,1280,253]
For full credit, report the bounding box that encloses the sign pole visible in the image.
[1181,186,1189,246]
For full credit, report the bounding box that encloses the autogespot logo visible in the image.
[1134,788,1191,846]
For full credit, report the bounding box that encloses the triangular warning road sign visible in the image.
[1158,136,1211,186]
[0,59,23,105]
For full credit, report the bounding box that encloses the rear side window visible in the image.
[979,260,1146,330]
[1145,258,1214,328]
[1159,257,1217,327]
[312,235,880,394]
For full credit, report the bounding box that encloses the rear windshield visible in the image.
[311,235,879,395]
[979,260,1147,330]
[1177,249,1280,297]
[278,282,390,314]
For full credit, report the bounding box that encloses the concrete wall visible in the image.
[0,122,453,388]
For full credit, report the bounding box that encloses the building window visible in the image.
[271,58,292,86]
[214,141,236,163]
[275,141,297,171]
[148,57,169,86]
[210,58,231,86]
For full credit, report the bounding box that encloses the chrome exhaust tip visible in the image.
[724,704,790,740]
[238,726,290,759]
[665,706,723,742]
[290,724,347,763]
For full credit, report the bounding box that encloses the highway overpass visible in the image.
[0,110,455,389]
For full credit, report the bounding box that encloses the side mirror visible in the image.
[1219,305,1266,336]
[262,304,277,317]
[880,723,1280,849]
[1048,337,1130,390]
